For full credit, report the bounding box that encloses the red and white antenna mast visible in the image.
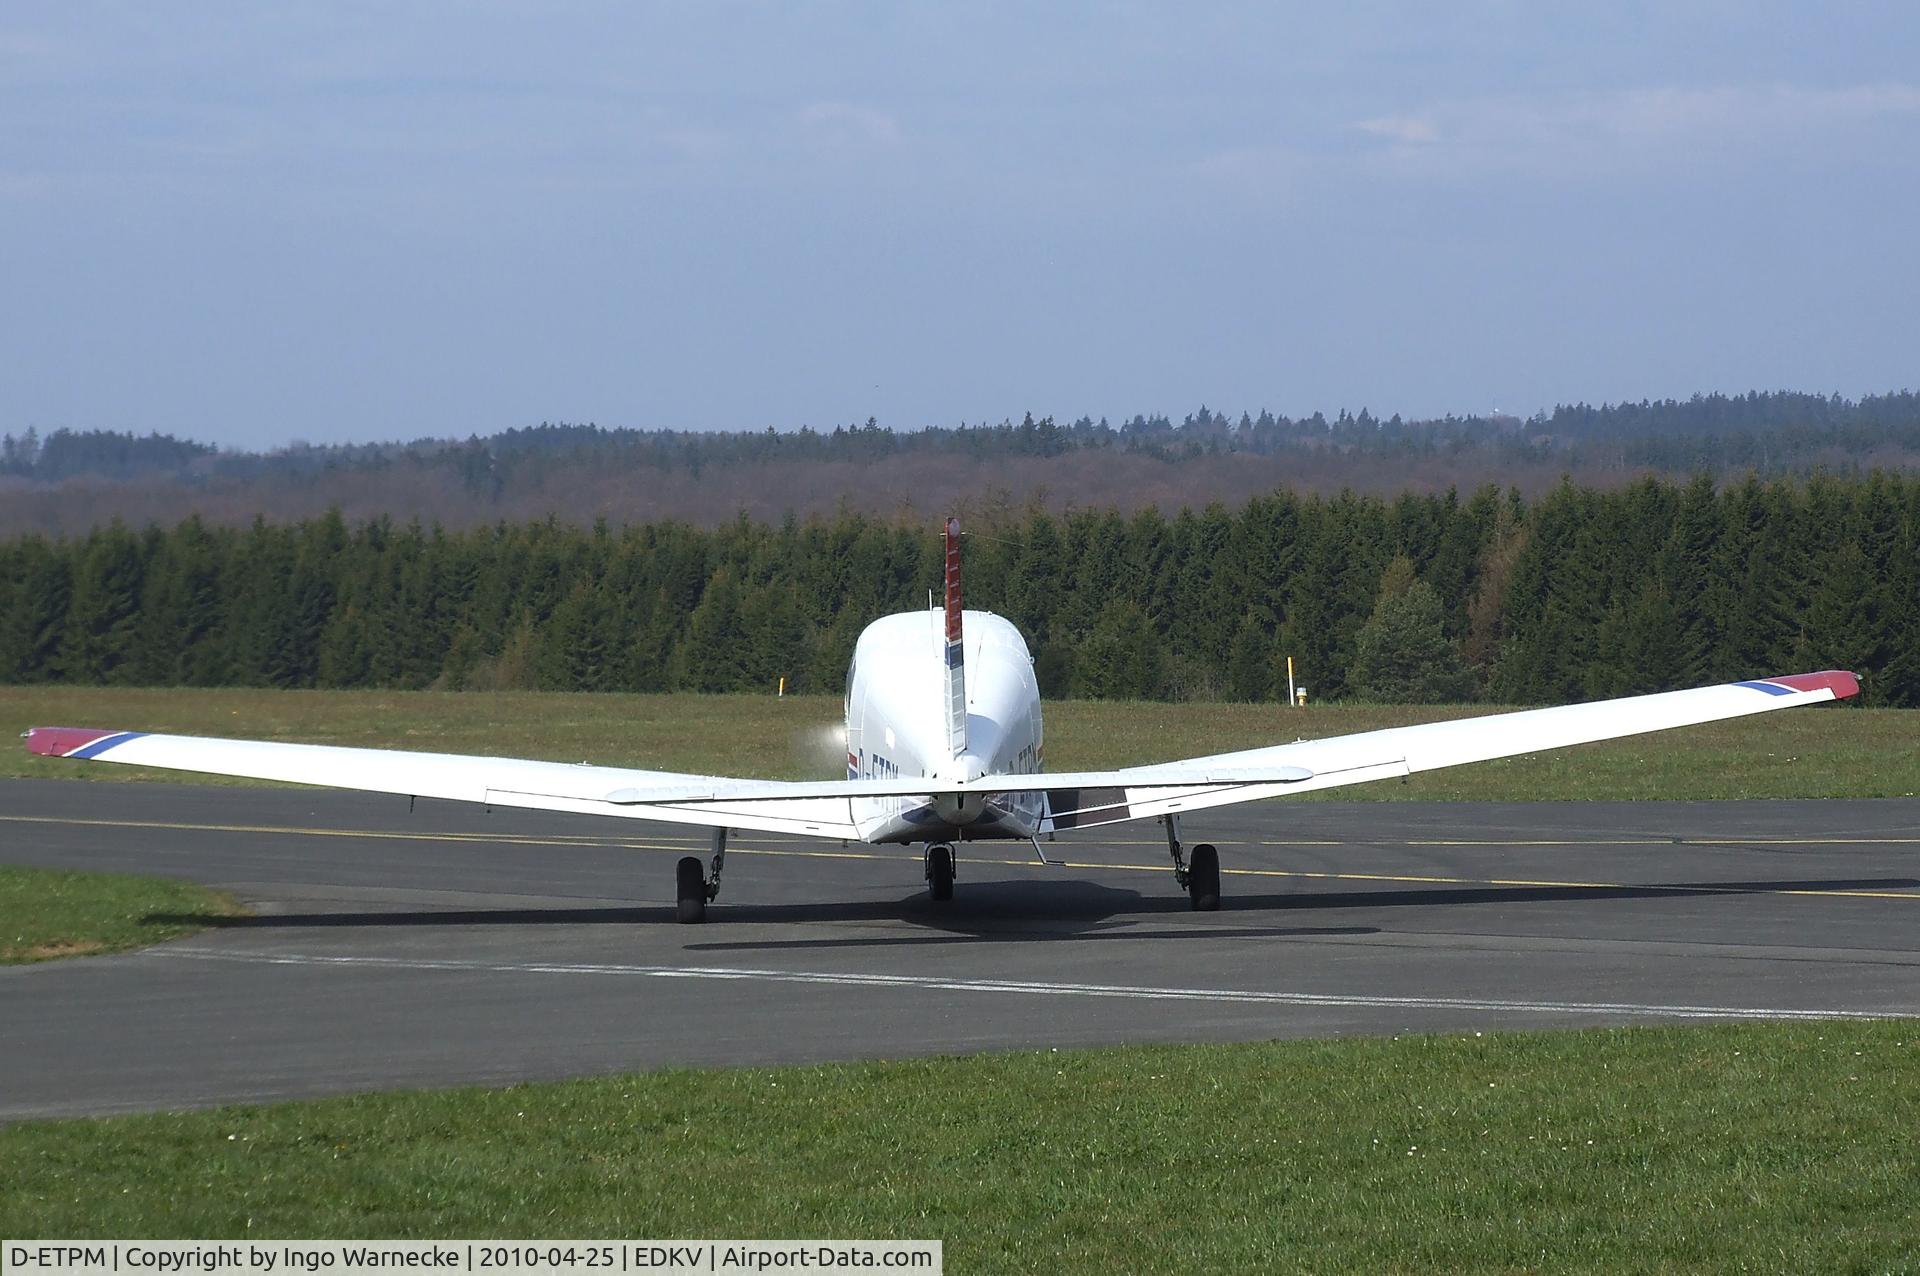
[943,517,966,760]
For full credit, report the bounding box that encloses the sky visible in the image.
[3,2,1917,448]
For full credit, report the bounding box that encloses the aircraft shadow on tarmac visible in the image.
[142,872,1918,950]
[145,879,1375,947]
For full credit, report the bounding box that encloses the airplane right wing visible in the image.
[1031,670,1860,830]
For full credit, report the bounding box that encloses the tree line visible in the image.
[2,472,1914,705]
[9,393,1920,540]
[7,391,1918,487]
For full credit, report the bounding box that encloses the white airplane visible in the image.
[26,518,1859,922]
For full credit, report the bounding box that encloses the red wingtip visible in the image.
[23,726,120,758]
[1767,670,1861,699]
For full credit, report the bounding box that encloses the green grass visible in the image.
[2,685,1914,801]
[0,865,243,963]
[3,1023,1916,1271]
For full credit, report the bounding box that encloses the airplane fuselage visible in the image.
[843,609,1045,843]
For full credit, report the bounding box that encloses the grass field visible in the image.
[3,1022,1916,1270]
[2,685,1913,801]
[0,865,242,963]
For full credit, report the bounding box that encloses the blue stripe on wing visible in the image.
[69,731,148,759]
[1732,680,1793,696]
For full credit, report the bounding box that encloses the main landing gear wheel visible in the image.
[675,856,707,923]
[926,843,956,902]
[1163,815,1223,911]
[675,828,728,924]
[1187,843,1221,912]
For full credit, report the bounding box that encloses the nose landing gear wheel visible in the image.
[675,855,708,923]
[1187,843,1220,911]
[926,843,956,902]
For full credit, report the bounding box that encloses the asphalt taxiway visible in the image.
[3,778,1918,1119]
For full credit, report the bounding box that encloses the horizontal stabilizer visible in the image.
[600,763,1317,806]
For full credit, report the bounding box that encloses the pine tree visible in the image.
[1874,494,1920,705]
[170,517,231,685]
[1797,540,1881,700]
[1226,613,1274,702]
[1493,482,1607,703]
[1074,600,1165,699]
[437,624,486,691]
[318,603,374,687]
[0,539,70,682]
[1657,474,1725,685]
[1462,493,1527,689]
[1279,500,1341,700]
[1348,573,1473,703]
[60,522,145,684]
[1718,478,1809,678]
[683,568,747,692]
[808,608,864,695]
[740,582,807,694]
[539,582,614,691]
[1588,579,1683,696]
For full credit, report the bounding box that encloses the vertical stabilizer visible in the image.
[943,516,966,760]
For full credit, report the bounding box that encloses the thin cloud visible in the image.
[1353,82,1920,175]
[1354,115,1439,145]
[796,101,904,149]
[0,170,52,199]
[652,123,737,161]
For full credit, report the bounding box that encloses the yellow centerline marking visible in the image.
[4,813,1916,902]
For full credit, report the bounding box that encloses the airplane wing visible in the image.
[21,727,866,841]
[1033,670,1860,829]
[23,670,1857,840]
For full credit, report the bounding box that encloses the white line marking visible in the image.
[154,947,1911,1022]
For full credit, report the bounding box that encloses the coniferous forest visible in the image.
[3,472,1915,707]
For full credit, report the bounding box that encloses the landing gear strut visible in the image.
[1163,815,1220,911]
[925,842,956,902]
[677,828,727,924]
